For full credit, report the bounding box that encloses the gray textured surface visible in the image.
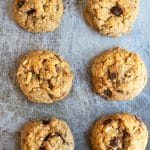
[0,0,150,149]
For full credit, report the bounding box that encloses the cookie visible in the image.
[84,0,139,37]
[91,47,147,100]
[91,113,148,150]
[13,0,63,32]
[21,117,74,150]
[17,50,73,103]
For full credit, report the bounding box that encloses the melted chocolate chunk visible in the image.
[110,137,118,147]
[18,0,24,8]
[111,5,122,17]
[122,131,129,148]
[27,9,36,15]
[43,59,47,63]
[117,90,123,94]
[123,130,129,139]
[44,134,51,141]
[48,81,53,89]
[55,64,60,72]
[103,119,112,125]
[108,72,118,80]
[42,120,49,125]
[104,89,112,97]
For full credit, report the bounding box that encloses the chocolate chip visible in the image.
[27,9,36,15]
[44,134,51,141]
[104,89,112,97]
[48,80,53,89]
[18,0,24,8]
[43,59,47,63]
[103,119,112,125]
[117,90,123,94]
[122,131,129,148]
[110,137,118,147]
[122,130,129,139]
[111,5,122,17]
[42,120,49,125]
[108,72,118,80]
[55,64,60,72]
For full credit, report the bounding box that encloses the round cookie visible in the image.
[91,47,147,100]
[17,50,73,103]
[13,0,63,32]
[84,0,139,37]
[91,113,148,150]
[21,117,74,150]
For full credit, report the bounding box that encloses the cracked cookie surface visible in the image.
[21,117,74,150]
[91,47,147,100]
[13,0,63,32]
[91,113,148,150]
[84,0,139,37]
[17,50,73,103]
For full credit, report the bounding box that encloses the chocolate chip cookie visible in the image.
[91,47,147,100]
[17,50,73,103]
[84,0,139,37]
[13,0,63,32]
[91,113,148,150]
[21,117,74,150]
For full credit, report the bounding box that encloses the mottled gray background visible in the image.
[0,0,150,149]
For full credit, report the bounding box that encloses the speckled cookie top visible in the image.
[17,50,73,103]
[13,0,63,32]
[91,113,148,150]
[92,47,147,100]
[84,0,139,37]
[21,117,74,150]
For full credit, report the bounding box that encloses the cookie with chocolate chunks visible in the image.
[21,117,74,150]
[13,0,63,32]
[84,0,139,37]
[17,50,73,103]
[91,113,148,150]
[91,47,147,100]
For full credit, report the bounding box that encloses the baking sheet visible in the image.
[0,0,150,149]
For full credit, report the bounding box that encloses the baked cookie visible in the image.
[91,47,147,100]
[13,0,63,32]
[84,0,139,37]
[17,50,73,103]
[91,113,148,150]
[21,117,74,150]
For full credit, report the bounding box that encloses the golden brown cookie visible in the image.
[84,0,139,37]
[91,47,147,100]
[21,117,74,150]
[13,0,63,32]
[17,50,73,103]
[91,113,148,150]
